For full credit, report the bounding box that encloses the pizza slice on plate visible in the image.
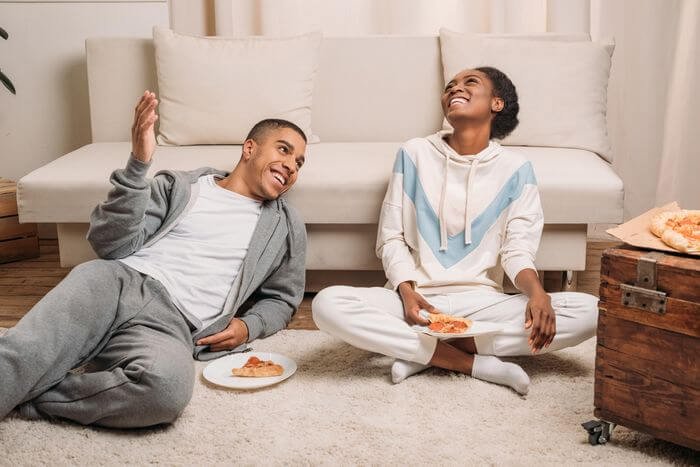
[425,312,472,334]
[650,209,700,254]
[232,356,284,377]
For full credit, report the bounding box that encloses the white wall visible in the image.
[0,1,168,184]
[1,0,688,238]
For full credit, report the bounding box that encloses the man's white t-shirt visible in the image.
[120,174,262,329]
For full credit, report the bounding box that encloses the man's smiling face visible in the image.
[243,127,306,201]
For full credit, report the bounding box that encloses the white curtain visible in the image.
[654,0,700,209]
[169,0,589,36]
[168,0,699,218]
[591,0,699,217]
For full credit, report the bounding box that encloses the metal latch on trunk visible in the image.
[620,251,667,314]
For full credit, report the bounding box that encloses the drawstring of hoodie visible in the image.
[438,155,449,251]
[430,133,500,253]
[438,155,480,251]
[463,158,479,246]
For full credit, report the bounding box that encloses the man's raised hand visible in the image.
[131,90,158,163]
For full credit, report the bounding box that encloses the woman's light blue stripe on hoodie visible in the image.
[392,148,537,269]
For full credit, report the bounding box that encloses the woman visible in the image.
[312,67,598,395]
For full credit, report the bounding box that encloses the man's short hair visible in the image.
[246,119,308,144]
[475,66,519,140]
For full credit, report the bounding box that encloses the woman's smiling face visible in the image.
[441,69,503,127]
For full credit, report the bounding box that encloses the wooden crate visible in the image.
[596,246,700,450]
[0,179,40,263]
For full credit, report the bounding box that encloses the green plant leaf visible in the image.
[0,69,16,94]
[0,27,7,40]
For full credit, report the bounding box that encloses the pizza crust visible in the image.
[232,356,284,377]
[649,209,700,254]
[650,211,676,237]
[661,227,700,253]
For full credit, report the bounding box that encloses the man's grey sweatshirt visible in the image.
[86,155,307,361]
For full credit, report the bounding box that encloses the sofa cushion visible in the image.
[18,143,622,226]
[153,27,321,145]
[439,29,614,161]
[87,35,595,145]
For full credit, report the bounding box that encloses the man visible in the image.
[312,68,598,395]
[0,91,308,426]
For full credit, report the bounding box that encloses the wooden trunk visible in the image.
[0,180,39,264]
[596,246,700,450]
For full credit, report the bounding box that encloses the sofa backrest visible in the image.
[86,34,590,143]
[87,38,158,143]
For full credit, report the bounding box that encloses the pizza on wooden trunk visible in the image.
[650,209,700,254]
[232,356,284,377]
[426,312,473,334]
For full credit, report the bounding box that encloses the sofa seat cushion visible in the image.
[18,142,623,225]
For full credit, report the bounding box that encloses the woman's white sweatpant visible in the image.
[312,286,599,365]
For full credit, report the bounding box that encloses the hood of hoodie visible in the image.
[426,130,502,163]
[425,131,502,251]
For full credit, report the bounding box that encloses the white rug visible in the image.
[1,330,697,465]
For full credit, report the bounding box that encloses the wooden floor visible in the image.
[0,239,619,329]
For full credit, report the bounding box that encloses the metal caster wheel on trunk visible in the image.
[582,420,616,445]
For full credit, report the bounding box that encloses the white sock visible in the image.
[471,355,530,395]
[391,359,430,384]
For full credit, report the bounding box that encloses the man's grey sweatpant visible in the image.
[0,259,195,428]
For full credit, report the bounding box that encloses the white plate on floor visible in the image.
[412,321,504,338]
[202,352,297,390]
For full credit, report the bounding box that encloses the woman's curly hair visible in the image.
[475,66,519,140]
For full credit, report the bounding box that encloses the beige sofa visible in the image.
[17,35,623,290]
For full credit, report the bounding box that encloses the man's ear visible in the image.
[241,139,256,161]
[492,97,504,113]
